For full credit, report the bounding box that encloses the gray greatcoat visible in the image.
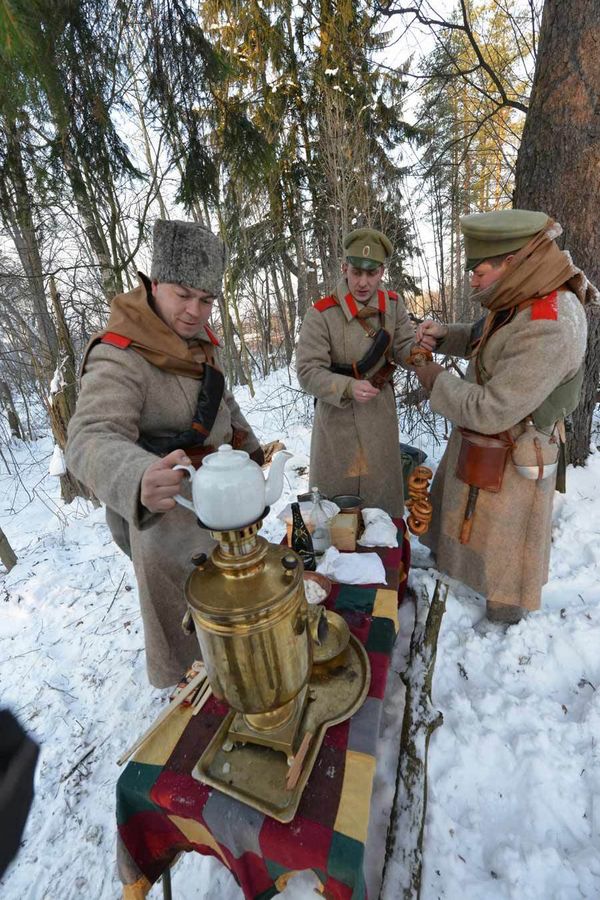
[296,282,415,516]
[66,291,260,688]
[421,289,587,611]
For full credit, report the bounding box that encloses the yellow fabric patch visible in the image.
[132,706,193,766]
[122,875,152,899]
[274,871,325,893]
[334,751,376,843]
[168,815,230,867]
[372,589,399,633]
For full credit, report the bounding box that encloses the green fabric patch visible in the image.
[327,831,366,896]
[255,887,279,900]
[335,586,375,615]
[265,859,289,882]
[365,616,395,654]
[116,762,164,825]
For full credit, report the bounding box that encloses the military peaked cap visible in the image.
[343,227,393,271]
[460,209,549,270]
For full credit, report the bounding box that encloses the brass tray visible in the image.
[192,634,371,822]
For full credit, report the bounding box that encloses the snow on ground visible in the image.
[1,368,599,899]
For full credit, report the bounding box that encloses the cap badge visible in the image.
[362,244,370,257]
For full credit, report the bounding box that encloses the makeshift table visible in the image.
[117,520,410,900]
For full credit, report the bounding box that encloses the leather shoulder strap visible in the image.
[314,295,339,312]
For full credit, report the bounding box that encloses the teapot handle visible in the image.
[173,464,195,511]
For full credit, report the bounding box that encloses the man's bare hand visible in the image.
[415,320,448,351]
[351,380,380,403]
[414,361,445,394]
[141,449,192,513]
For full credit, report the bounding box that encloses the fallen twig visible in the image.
[379,578,449,900]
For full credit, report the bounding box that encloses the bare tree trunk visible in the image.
[47,277,98,505]
[513,0,600,464]
[0,380,23,439]
[0,526,17,572]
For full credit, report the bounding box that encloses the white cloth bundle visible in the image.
[357,508,398,548]
[316,546,387,585]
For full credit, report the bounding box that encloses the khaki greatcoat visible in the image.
[66,283,261,688]
[296,281,415,516]
[421,290,587,611]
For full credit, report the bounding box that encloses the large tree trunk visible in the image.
[513,0,600,464]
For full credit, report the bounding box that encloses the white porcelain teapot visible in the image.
[173,444,293,529]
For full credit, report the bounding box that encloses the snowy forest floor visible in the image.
[1,368,600,900]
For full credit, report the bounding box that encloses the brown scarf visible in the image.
[476,220,597,312]
[83,274,217,379]
[472,221,598,371]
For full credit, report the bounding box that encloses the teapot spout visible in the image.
[264,450,293,507]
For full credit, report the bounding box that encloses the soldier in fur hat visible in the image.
[413,209,594,625]
[297,227,432,515]
[66,220,262,687]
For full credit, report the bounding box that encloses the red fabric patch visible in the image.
[344,292,359,318]
[151,770,211,819]
[232,851,273,896]
[101,331,131,349]
[259,815,332,871]
[203,324,220,345]
[531,290,558,321]
[118,811,189,882]
[323,720,350,750]
[367,652,390,700]
[377,289,386,313]
[387,290,399,302]
[323,875,355,899]
[314,295,339,312]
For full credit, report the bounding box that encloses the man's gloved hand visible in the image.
[141,448,192,513]
[414,361,445,394]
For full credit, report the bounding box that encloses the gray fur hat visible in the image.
[151,219,226,296]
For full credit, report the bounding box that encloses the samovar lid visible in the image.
[185,541,302,622]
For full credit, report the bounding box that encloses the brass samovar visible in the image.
[176,445,370,821]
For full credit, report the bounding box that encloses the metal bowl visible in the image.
[303,571,333,604]
[514,462,558,480]
[331,494,363,514]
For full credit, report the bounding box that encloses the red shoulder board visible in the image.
[314,295,339,312]
[101,332,132,349]
[388,290,399,301]
[531,290,558,321]
[204,324,220,346]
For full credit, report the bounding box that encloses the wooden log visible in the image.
[379,579,448,900]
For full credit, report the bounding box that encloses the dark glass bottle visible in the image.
[290,502,316,571]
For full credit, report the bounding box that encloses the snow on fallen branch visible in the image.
[380,578,449,900]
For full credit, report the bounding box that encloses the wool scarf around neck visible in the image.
[90,274,217,379]
[472,220,597,313]
[470,220,598,370]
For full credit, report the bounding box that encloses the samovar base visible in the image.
[192,633,371,823]
[225,686,310,764]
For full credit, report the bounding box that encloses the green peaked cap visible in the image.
[343,227,393,271]
[460,209,549,270]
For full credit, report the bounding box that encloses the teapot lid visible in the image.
[202,444,249,470]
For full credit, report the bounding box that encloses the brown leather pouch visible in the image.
[369,360,397,389]
[456,428,513,492]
